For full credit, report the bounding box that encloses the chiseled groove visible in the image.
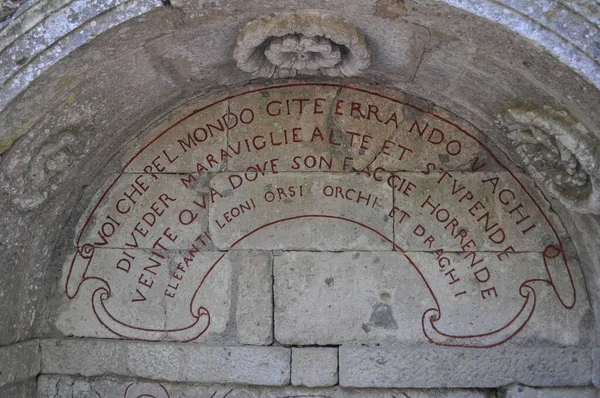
[441,0,600,88]
[0,0,160,109]
[0,0,132,85]
[0,0,45,25]
[0,0,74,51]
[492,0,600,62]
[0,0,597,120]
[488,0,600,63]
[557,0,600,28]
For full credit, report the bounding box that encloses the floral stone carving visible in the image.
[233,11,370,78]
[502,107,600,214]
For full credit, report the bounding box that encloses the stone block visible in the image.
[503,385,599,398]
[415,39,478,92]
[227,85,344,172]
[235,250,273,345]
[274,251,435,345]
[0,340,40,388]
[124,98,229,174]
[57,248,233,342]
[339,346,592,388]
[209,172,393,251]
[274,249,588,348]
[126,344,291,386]
[77,173,214,251]
[41,339,290,386]
[36,375,492,397]
[292,347,338,387]
[0,379,37,398]
[41,339,128,377]
[392,171,560,252]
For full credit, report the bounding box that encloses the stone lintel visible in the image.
[339,345,592,388]
[41,339,290,386]
[503,384,599,397]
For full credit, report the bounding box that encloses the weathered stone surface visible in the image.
[439,0,600,88]
[51,83,589,350]
[0,0,599,394]
[234,11,370,78]
[503,385,599,398]
[37,376,174,398]
[339,346,592,388]
[0,340,40,388]
[58,250,280,343]
[500,106,600,215]
[594,347,600,388]
[226,85,410,173]
[235,250,273,345]
[36,375,496,397]
[41,339,290,385]
[209,172,393,251]
[76,173,214,250]
[292,347,338,387]
[123,98,229,174]
[275,251,434,345]
[0,379,37,398]
[392,171,562,252]
[226,85,342,171]
[414,39,478,93]
[0,0,162,115]
[274,250,589,347]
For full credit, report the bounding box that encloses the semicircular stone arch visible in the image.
[0,2,599,398]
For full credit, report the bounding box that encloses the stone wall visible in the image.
[3,83,595,397]
[0,1,599,398]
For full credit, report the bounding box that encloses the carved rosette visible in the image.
[233,11,370,78]
[501,107,600,214]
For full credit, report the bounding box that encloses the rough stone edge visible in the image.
[0,0,73,48]
[0,339,40,389]
[0,378,37,398]
[501,384,600,397]
[0,0,161,110]
[40,338,291,386]
[593,347,600,388]
[0,0,597,155]
[439,0,600,88]
[339,345,593,388]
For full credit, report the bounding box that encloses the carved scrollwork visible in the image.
[0,131,85,211]
[233,11,370,78]
[8,132,80,210]
[501,107,600,214]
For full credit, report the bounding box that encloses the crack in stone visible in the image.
[410,26,432,83]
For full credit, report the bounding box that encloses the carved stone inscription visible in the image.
[59,84,586,348]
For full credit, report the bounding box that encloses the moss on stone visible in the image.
[0,132,21,153]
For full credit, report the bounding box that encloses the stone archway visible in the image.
[0,3,599,398]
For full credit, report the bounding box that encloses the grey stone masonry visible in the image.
[274,251,434,345]
[235,250,273,345]
[339,345,592,388]
[0,339,40,389]
[0,379,37,398]
[41,339,290,386]
[292,347,339,387]
[594,347,600,388]
[503,385,599,397]
[36,374,496,397]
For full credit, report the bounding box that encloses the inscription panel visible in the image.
[59,83,588,348]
